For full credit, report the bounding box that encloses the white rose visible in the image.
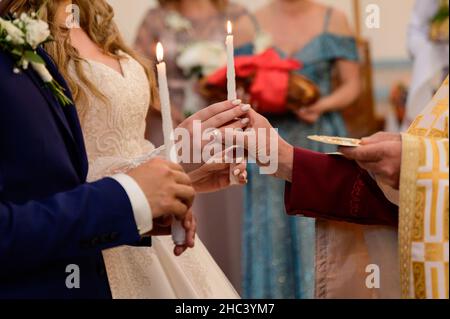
[20,13,32,24]
[0,18,25,45]
[25,19,50,49]
[166,12,192,32]
[177,41,227,77]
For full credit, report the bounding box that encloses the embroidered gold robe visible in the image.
[400,76,449,299]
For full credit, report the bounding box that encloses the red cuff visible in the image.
[284,148,398,226]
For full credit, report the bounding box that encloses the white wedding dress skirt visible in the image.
[70,53,239,299]
[103,237,239,299]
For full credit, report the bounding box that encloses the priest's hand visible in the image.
[339,132,402,189]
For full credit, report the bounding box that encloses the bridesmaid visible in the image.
[134,0,254,145]
[236,0,361,298]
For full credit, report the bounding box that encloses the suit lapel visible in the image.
[24,48,88,180]
[24,65,76,142]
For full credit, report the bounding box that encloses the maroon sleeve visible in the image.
[284,148,398,226]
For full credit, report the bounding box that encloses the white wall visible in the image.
[108,0,415,62]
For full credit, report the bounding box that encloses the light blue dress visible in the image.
[237,8,359,299]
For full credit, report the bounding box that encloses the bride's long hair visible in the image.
[9,0,159,108]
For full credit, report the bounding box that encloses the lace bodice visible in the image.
[70,53,156,181]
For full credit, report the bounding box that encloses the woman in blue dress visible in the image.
[236,0,362,298]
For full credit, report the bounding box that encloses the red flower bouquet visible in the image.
[200,48,320,114]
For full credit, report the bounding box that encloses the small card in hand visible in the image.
[307,135,361,147]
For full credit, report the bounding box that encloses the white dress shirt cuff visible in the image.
[111,174,153,235]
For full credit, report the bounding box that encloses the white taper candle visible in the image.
[226,20,237,101]
[225,21,241,185]
[156,42,186,245]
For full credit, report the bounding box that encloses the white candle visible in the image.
[226,20,237,101]
[156,42,186,245]
[156,42,177,162]
[225,21,242,186]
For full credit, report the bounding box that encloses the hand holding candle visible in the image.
[156,42,186,245]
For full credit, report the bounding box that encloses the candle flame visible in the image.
[156,42,164,62]
[227,20,232,35]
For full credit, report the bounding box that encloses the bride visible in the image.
[17,0,249,298]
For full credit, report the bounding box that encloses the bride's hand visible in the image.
[188,155,248,193]
[177,100,250,135]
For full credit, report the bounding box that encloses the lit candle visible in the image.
[226,21,242,185]
[156,42,176,162]
[226,20,237,101]
[156,42,186,245]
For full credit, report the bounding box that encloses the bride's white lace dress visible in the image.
[70,53,239,299]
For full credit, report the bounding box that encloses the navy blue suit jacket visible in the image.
[0,47,142,298]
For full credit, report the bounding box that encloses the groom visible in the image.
[0,1,222,298]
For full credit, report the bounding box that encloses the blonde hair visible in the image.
[158,0,228,11]
[10,0,159,109]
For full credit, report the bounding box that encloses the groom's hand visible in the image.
[146,212,197,256]
[127,157,195,220]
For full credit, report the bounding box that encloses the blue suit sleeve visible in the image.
[0,178,141,274]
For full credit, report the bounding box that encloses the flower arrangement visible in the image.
[176,40,227,78]
[0,12,72,106]
[165,11,192,32]
[176,41,227,117]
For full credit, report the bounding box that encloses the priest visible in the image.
[243,76,448,299]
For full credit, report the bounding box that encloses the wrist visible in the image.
[274,139,294,182]
[316,98,332,113]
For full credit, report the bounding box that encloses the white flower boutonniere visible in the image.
[0,13,72,106]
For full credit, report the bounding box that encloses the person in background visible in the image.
[239,75,449,299]
[134,0,255,292]
[404,0,449,129]
[134,0,254,145]
[235,0,361,299]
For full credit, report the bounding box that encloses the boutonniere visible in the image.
[0,12,72,106]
